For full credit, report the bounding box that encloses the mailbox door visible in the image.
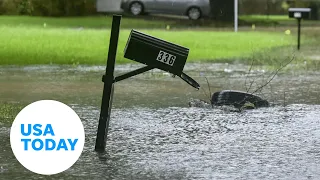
[124,30,189,75]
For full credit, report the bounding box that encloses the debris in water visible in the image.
[211,90,269,109]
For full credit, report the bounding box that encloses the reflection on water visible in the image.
[0,64,320,179]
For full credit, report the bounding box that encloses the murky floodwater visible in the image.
[0,63,320,179]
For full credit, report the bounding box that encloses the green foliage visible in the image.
[281,1,290,10]
[0,0,97,16]
[0,0,35,15]
[288,0,311,7]
[0,103,24,125]
[239,0,287,15]
[0,0,20,15]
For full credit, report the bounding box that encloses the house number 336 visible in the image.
[156,50,176,66]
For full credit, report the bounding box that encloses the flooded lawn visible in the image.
[0,63,320,179]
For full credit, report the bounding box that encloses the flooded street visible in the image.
[0,63,320,179]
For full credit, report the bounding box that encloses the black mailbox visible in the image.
[289,8,311,19]
[124,30,189,76]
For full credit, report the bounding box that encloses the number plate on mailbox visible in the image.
[156,50,176,66]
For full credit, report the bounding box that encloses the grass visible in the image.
[0,15,286,29]
[2,14,319,29]
[0,25,296,65]
[0,15,173,29]
[0,103,24,126]
[240,14,320,26]
[240,15,290,21]
[1,15,319,66]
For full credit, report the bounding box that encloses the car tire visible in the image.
[187,7,201,20]
[129,2,144,16]
[211,90,269,108]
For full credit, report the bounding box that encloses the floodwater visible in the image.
[0,63,320,179]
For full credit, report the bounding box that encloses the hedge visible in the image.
[0,0,97,16]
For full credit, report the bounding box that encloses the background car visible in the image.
[120,0,211,20]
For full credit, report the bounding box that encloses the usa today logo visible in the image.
[10,100,85,175]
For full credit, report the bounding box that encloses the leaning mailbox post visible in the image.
[95,15,200,152]
[288,8,311,50]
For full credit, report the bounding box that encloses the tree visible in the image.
[0,0,97,16]
[210,0,234,21]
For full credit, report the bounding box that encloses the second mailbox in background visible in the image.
[124,30,189,76]
[288,8,311,19]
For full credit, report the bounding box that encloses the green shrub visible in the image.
[19,0,33,15]
[0,0,20,15]
[0,0,97,16]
